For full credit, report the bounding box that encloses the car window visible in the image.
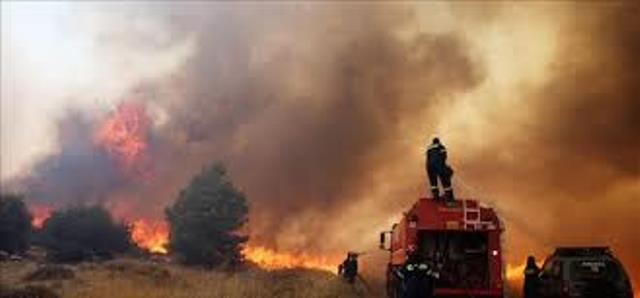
[570,259,620,281]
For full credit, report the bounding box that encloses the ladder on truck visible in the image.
[463,200,481,230]
[462,200,496,230]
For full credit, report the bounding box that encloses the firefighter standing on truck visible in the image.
[523,256,540,298]
[426,137,455,203]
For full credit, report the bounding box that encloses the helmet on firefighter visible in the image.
[407,244,417,254]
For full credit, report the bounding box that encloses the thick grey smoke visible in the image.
[457,3,640,289]
[9,1,482,237]
[136,3,483,246]
[18,110,129,208]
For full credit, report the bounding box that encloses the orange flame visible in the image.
[29,204,52,229]
[130,219,168,254]
[125,218,342,273]
[506,263,526,282]
[242,245,341,273]
[95,102,152,179]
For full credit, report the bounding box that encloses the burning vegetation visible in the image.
[129,219,168,254]
[242,246,343,273]
[9,100,341,271]
[28,203,51,229]
[95,101,153,180]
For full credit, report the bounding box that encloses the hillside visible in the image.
[0,258,369,298]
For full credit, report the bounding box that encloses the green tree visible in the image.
[166,163,249,267]
[40,205,131,262]
[0,194,32,254]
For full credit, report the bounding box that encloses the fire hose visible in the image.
[356,273,374,295]
[338,251,374,297]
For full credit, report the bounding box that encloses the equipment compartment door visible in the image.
[418,231,490,289]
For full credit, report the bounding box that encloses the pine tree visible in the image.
[166,163,249,267]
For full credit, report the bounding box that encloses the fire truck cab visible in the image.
[380,198,504,298]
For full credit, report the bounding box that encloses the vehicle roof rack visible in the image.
[554,247,611,257]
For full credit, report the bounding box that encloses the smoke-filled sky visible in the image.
[1,0,639,287]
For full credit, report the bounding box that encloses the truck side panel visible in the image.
[391,218,407,265]
[488,231,503,291]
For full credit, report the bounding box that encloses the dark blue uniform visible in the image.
[339,254,358,283]
[523,256,540,298]
[395,254,439,298]
[426,138,454,202]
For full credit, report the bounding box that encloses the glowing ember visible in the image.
[29,204,52,229]
[95,102,152,179]
[242,245,341,273]
[130,219,168,254]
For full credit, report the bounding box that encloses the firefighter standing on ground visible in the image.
[338,252,358,284]
[395,249,439,298]
[523,256,541,298]
[426,138,455,203]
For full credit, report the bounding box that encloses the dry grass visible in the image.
[0,258,367,298]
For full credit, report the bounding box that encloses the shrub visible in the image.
[0,194,32,254]
[39,206,131,262]
[166,163,248,267]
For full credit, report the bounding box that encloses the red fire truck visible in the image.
[380,198,504,298]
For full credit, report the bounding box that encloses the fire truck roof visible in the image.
[407,198,502,231]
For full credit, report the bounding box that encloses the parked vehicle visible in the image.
[535,247,633,298]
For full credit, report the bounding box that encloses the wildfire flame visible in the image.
[130,219,169,254]
[121,218,343,273]
[29,204,52,229]
[124,218,342,274]
[242,245,341,273]
[506,263,526,282]
[95,101,152,179]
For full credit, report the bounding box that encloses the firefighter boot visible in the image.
[431,187,440,201]
[444,188,455,207]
